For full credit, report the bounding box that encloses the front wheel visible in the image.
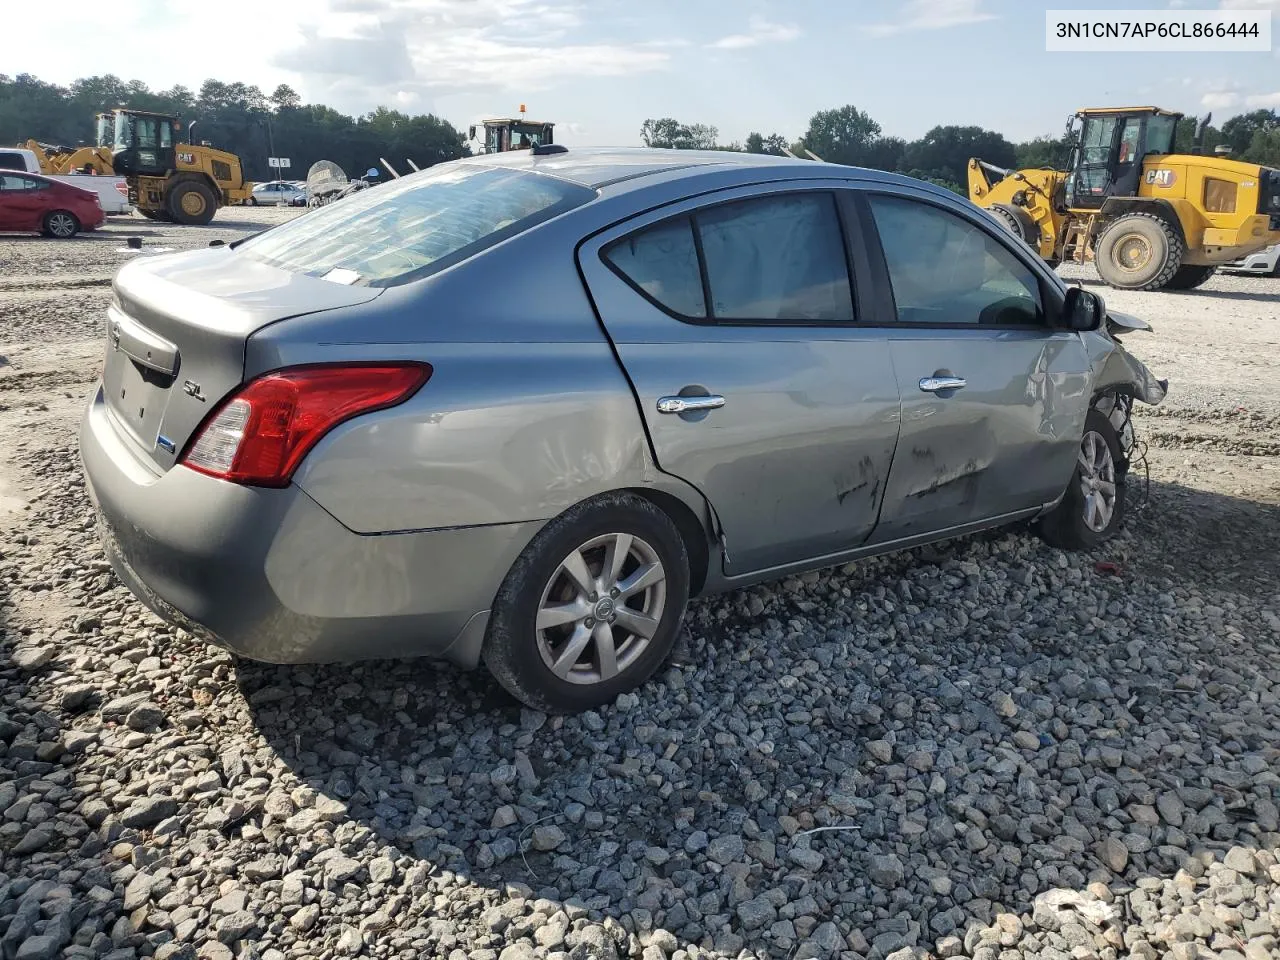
[1038,408,1127,550]
[483,493,690,713]
[1164,264,1216,290]
[42,211,80,239]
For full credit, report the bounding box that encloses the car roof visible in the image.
[455,147,822,189]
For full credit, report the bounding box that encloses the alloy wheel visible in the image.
[1078,430,1117,533]
[48,213,76,238]
[535,533,667,685]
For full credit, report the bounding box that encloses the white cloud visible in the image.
[707,16,802,50]
[1245,90,1280,107]
[269,0,673,105]
[1202,90,1242,109]
[861,0,998,37]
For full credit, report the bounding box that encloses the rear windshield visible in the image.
[235,162,595,287]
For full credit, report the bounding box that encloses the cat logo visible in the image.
[1144,169,1177,188]
[178,152,195,164]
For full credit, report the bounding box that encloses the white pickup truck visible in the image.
[0,147,133,215]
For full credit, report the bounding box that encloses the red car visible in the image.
[0,171,105,238]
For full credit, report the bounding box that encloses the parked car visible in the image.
[78,148,1168,712]
[0,147,134,214]
[0,171,105,238]
[1223,243,1280,276]
[249,180,306,206]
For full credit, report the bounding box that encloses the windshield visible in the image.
[236,162,595,287]
[113,113,171,152]
[95,115,111,148]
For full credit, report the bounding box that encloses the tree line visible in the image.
[5,73,1277,190]
[642,106,1280,193]
[0,73,469,182]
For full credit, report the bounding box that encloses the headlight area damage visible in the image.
[1087,309,1170,476]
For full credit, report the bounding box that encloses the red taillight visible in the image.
[179,363,431,487]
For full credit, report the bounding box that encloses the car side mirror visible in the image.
[1062,286,1105,332]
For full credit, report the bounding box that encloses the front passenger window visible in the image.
[867,194,1043,326]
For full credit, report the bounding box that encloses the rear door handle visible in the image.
[919,376,967,393]
[656,394,726,414]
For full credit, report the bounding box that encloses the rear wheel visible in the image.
[166,180,217,226]
[1038,408,1127,550]
[1164,264,1217,290]
[42,211,80,239]
[483,493,690,713]
[1094,213,1184,290]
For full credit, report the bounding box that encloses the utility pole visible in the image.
[264,115,277,181]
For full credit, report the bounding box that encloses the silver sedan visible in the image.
[79,148,1168,713]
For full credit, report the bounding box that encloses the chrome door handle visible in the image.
[919,376,967,393]
[656,394,726,414]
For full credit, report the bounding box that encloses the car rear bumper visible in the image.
[79,382,540,668]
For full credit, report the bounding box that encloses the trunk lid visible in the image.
[102,246,382,472]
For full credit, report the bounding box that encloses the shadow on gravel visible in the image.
[229,476,1280,958]
[1069,274,1280,304]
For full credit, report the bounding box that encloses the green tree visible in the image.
[1174,116,1222,155]
[1221,109,1279,157]
[745,132,790,156]
[1014,135,1070,170]
[1244,127,1280,167]
[904,125,1016,186]
[270,84,301,110]
[0,72,467,182]
[799,105,881,165]
[862,136,906,172]
[640,118,720,149]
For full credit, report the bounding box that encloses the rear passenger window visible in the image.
[604,192,854,323]
[867,194,1043,326]
[699,194,852,322]
[603,217,706,318]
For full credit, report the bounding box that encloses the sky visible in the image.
[2,0,1278,149]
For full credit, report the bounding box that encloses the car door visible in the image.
[578,181,902,578]
[852,186,1092,544]
[0,174,47,231]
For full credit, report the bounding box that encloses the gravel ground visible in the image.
[1,210,1279,960]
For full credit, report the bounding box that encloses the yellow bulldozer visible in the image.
[21,107,251,225]
[968,106,1280,290]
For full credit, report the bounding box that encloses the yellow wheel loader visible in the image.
[468,105,557,154]
[968,106,1280,290]
[20,108,251,225]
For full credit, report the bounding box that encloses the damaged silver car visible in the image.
[79,148,1167,713]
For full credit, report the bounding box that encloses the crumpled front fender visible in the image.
[1085,330,1169,406]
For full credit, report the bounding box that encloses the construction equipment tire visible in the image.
[1094,213,1184,290]
[167,180,217,226]
[990,203,1039,250]
[1164,265,1217,290]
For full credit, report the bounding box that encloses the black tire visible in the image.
[248,196,258,206]
[483,492,691,713]
[41,210,80,239]
[1164,264,1217,290]
[1094,213,1184,290]
[166,180,217,226]
[136,208,172,222]
[1038,408,1127,550]
[991,203,1039,250]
